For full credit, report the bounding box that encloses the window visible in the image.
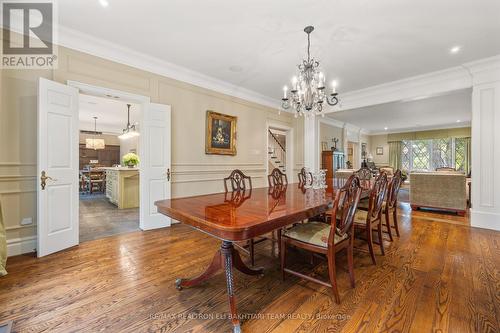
[401,138,466,172]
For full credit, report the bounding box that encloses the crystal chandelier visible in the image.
[281,26,339,117]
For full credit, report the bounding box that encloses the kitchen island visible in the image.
[103,167,140,209]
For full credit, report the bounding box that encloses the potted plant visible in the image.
[122,153,140,168]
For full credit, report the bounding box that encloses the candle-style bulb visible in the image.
[331,80,338,93]
[283,85,288,99]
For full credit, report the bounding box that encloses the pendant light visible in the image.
[118,104,139,139]
[85,117,105,150]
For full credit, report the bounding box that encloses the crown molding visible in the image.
[326,55,500,112]
[330,66,472,112]
[58,26,281,110]
[463,55,500,85]
[367,121,471,136]
[318,116,345,129]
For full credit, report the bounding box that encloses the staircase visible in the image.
[268,129,286,174]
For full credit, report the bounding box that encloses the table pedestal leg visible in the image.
[175,240,263,332]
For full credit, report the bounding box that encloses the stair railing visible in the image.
[268,130,286,171]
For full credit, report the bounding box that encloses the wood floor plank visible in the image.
[1,204,498,333]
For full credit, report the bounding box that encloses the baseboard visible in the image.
[7,236,36,257]
[470,209,500,231]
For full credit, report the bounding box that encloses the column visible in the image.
[469,59,500,231]
[303,114,319,171]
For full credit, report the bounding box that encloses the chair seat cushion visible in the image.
[283,221,348,248]
[357,199,386,211]
[353,210,368,225]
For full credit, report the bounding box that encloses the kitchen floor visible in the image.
[79,193,140,242]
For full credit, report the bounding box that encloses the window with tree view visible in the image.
[401,137,468,172]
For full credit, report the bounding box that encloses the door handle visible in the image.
[40,170,57,190]
[166,168,171,181]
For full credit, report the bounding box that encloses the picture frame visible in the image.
[321,141,328,151]
[205,110,237,155]
[347,147,353,155]
[376,147,384,155]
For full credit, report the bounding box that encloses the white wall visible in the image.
[119,136,139,161]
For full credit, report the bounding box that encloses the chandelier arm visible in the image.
[326,95,339,106]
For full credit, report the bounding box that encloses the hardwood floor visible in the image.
[79,194,140,242]
[1,203,497,333]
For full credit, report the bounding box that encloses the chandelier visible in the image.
[118,104,140,139]
[85,117,105,150]
[281,26,339,117]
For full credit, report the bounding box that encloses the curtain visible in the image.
[0,201,7,276]
[465,137,471,176]
[388,141,402,170]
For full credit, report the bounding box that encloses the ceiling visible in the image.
[58,0,500,101]
[328,89,472,134]
[79,94,140,134]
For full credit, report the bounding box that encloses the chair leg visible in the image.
[393,209,400,237]
[377,223,385,256]
[280,237,286,281]
[277,229,282,259]
[249,239,255,266]
[367,227,377,265]
[327,249,341,304]
[385,209,394,242]
[347,236,355,288]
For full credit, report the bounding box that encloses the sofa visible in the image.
[409,172,467,216]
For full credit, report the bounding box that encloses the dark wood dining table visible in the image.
[155,179,352,332]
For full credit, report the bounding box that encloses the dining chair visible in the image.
[297,167,312,186]
[268,168,288,187]
[353,172,389,265]
[383,169,403,240]
[355,166,373,191]
[280,175,362,304]
[224,170,260,265]
[224,169,252,192]
[91,171,107,194]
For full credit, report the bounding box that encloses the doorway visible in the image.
[347,141,359,169]
[78,94,141,242]
[266,123,294,182]
[37,79,172,257]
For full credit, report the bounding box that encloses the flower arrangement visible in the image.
[122,153,140,167]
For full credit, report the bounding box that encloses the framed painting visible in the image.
[205,111,237,155]
[376,147,384,155]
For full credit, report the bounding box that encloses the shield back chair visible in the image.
[353,172,389,265]
[297,167,313,186]
[384,169,403,240]
[268,168,288,187]
[280,175,362,304]
[355,166,373,192]
[224,169,252,192]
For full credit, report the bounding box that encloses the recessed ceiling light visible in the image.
[384,127,388,131]
[450,46,461,54]
[229,65,243,72]
[99,0,109,8]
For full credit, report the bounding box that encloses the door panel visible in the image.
[140,103,171,230]
[38,78,79,257]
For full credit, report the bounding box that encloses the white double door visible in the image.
[37,78,171,257]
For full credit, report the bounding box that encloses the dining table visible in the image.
[154,178,357,332]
